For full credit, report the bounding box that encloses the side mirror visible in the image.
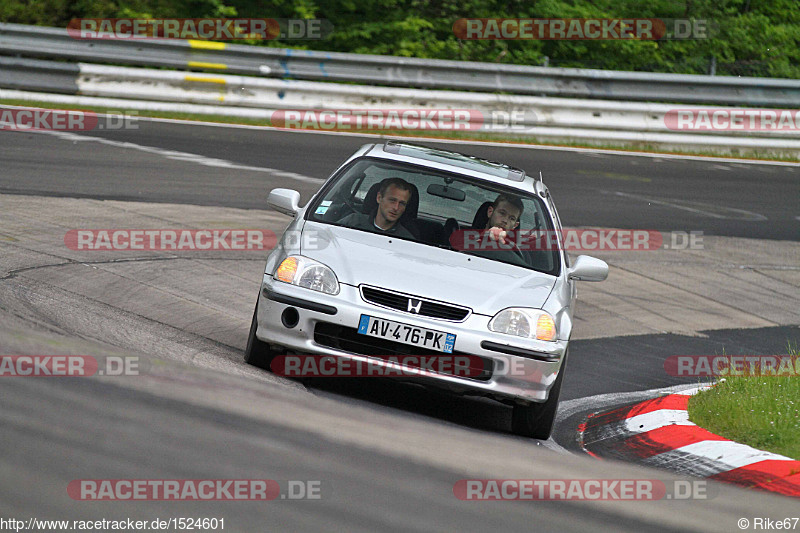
[267,188,301,217]
[567,255,608,282]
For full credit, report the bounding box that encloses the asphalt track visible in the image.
[1,121,798,239]
[0,120,798,531]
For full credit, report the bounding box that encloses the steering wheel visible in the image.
[507,235,528,264]
[488,229,528,265]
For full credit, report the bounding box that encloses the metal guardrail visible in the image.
[19,60,793,140]
[0,56,78,93]
[3,59,800,158]
[1,23,800,107]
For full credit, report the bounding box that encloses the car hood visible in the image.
[301,221,556,315]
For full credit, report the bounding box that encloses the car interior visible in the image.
[313,164,558,274]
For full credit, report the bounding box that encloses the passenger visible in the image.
[338,178,415,239]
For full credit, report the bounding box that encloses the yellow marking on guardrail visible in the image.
[187,61,228,70]
[183,75,226,101]
[188,40,226,50]
[184,75,226,84]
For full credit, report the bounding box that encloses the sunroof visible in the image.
[383,141,525,182]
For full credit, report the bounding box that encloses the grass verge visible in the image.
[688,344,800,460]
[2,98,798,163]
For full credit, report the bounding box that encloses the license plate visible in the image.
[357,315,456,353]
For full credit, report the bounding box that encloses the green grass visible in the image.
[688,344,800,460]
[2,98,799,163]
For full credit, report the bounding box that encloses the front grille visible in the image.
[314,323,493,381]
[361,286,470,321]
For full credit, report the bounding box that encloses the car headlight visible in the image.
[488,308,557,342]
[274,256,339,295]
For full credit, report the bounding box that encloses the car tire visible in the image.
[244,303,278,370]
[511,350,567,440]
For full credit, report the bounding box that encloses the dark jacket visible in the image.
[337,212,415,239]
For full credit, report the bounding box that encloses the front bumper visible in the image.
[256,275,568,403]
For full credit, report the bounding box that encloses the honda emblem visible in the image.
[407,299,422,314]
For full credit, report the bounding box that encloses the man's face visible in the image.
[376,185,411,225]
[486,200,521,231]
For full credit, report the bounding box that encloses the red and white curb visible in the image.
[579,385,800,498]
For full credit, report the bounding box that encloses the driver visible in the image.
[483,193,523,244]
[338,178,415,239]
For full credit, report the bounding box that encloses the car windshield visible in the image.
[306,157,560,275]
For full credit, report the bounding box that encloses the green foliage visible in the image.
[2,0,798,77]
[688,344,800,460]
[689,375,800,460]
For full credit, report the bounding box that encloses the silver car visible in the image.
[245,141,608,439]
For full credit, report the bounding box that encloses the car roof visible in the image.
[357,141,547,196]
